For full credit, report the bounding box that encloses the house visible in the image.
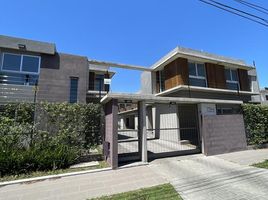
[0,35,113,104]
[101,47,261,168]
[260,88,268,104]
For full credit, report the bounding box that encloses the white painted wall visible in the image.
[153,104,180,141]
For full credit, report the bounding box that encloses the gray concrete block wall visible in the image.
[38,53,88,103]
[202,114,247,156]
[104,99,118,169]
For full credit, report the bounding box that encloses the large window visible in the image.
[1,53,40,74]
[188,62,207,87]
[225,68,239,90]
[69,77,78,103]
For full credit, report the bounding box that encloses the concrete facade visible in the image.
[38,53,88,103]
[202,114,247,156]
[0,35,115,104]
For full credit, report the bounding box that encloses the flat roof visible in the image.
[0,35,56,55]
[151,46,254,71]
[100,93,243,105]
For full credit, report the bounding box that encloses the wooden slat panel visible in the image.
[215,64,226,89]
[177,58,189,85]
[205,63,217,88]
[205,63,226,89]
[164,61,176,90]
[238,69,250,91]
[163,57,189,90]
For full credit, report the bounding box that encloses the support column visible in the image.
[104,99,118,169]
[138,101,147,163]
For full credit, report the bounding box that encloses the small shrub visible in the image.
[242,104,268,145]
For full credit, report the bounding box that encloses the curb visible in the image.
[0,167,112,187]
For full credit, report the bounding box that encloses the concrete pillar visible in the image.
[134,114,138,130]
[104,99,118,169]
[138,101,147,163]
[120,117,125,129]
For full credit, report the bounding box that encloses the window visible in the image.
[216,104,241,115]
[225,68,239,90]
[188,62,207,87]
[94,74,104,91]
[69,77,78,103]
[2,54,21,71]
[21,55,40,73]
[1,53,40,74]
[266,95,268,101]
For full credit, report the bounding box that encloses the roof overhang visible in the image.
[0,35,56,55]
[151,47,254,71]
[156,85,260,96]
[100,93,243,105]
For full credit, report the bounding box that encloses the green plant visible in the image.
[242,104,268,145]
[0,102,103,177]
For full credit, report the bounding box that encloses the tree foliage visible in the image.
[0,102,102,176]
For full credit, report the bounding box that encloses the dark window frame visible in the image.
[69,77,79,103]
[188,61,207,87]
[1,52,41,75]
[225,68,240,91]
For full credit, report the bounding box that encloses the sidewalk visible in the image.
[0,165,167,200]
[215,148,268,166]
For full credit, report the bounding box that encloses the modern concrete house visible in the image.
[0,35,263,169]
[0,35,113,104]
[260,88,268,105]
[101,47,261,168]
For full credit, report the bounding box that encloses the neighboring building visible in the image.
[0,35,113,104]
[102,47,261,168]
[260,88,268,104]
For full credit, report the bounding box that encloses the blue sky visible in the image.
[1,0,267,92]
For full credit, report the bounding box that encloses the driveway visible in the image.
[149,149,268,200]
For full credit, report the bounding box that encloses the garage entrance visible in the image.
[147,103,201,160]
[117,102,201,163]
[102,93,243,169]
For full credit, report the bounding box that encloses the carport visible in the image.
[101,93,245,169]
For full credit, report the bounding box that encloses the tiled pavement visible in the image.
[149,149,268,200]
[0,166,167,200]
